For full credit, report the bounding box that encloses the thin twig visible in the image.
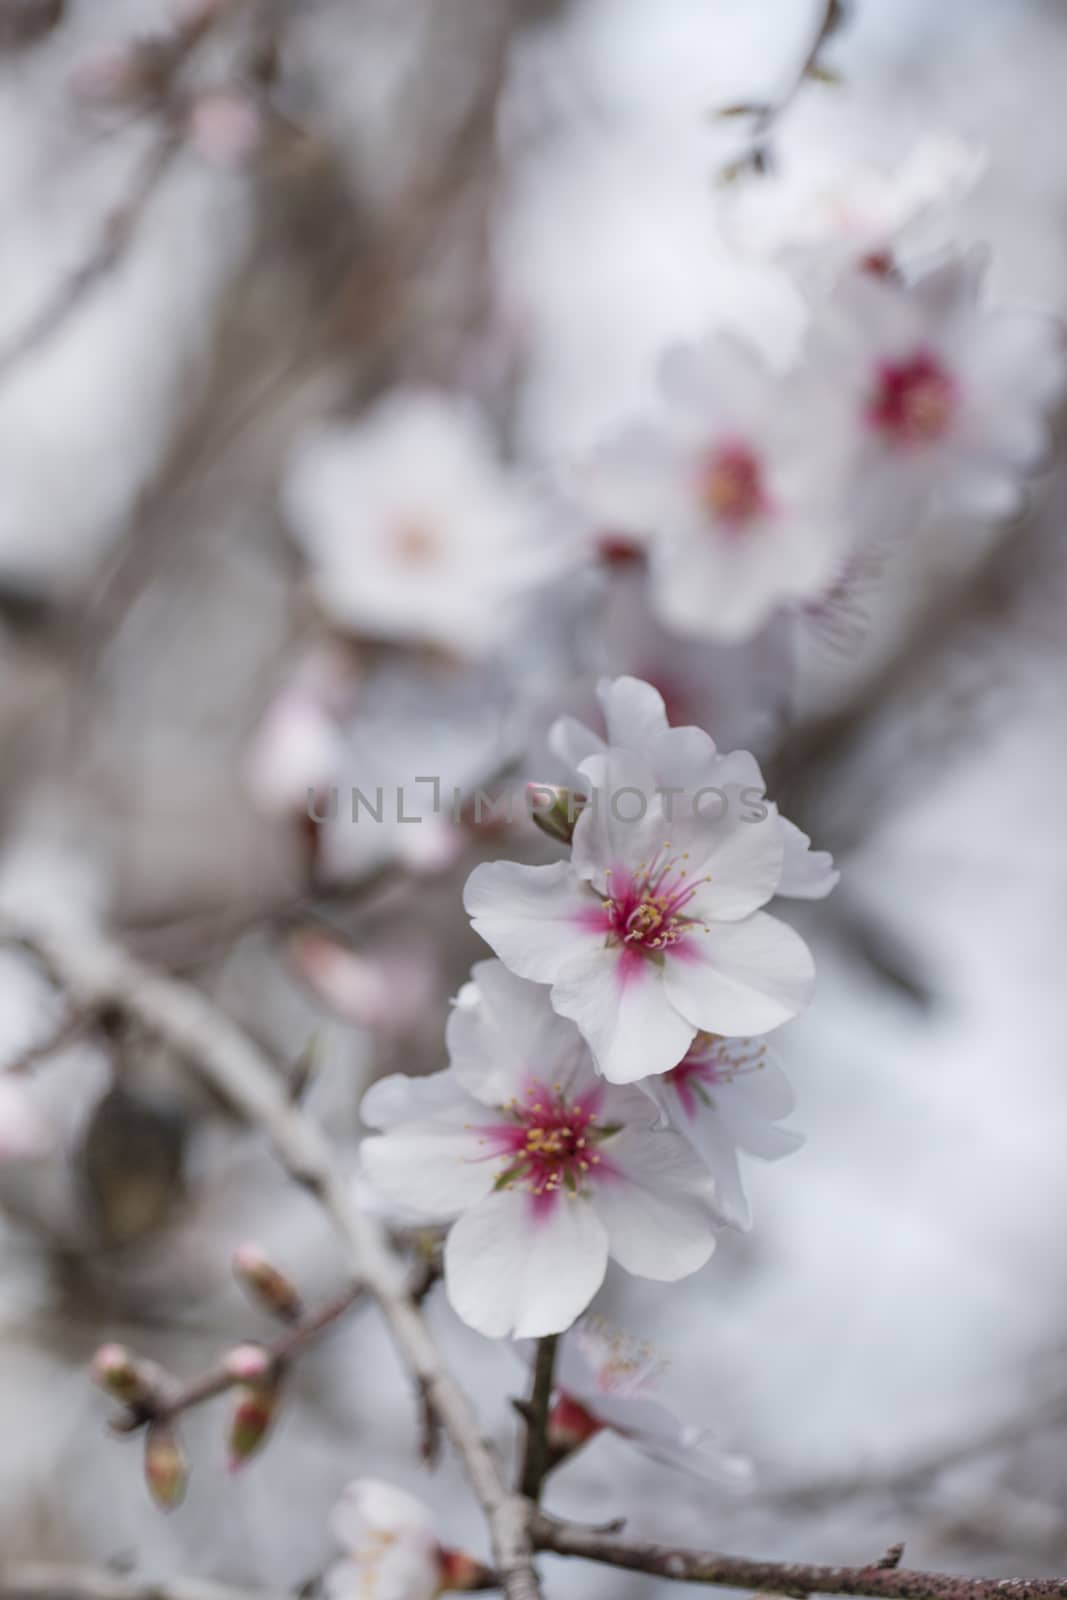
[518,1334,558,1505]
[108,1280,366,1435]
[531,1513,1067,1598]
[4,916,540,1600]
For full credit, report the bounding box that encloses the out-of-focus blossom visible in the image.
[548,674,838,902]
[186,90,266,169]
[287,928,440,1038]
[0,1075,51,1159]
[652,1033,802,1230]
[541,1315,754,1486]
[327,1479,488,1600]
[726,135,986,278]
[573,333,848,642]
[361,961,718,1338]
[466,678,817,1084]
[283,390,568,659]
[812,250,1067,526]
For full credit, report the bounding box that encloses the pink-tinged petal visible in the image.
[360,1105,495,1222]
[446,960,589,1107]
[662,912,815,1037]
[777,818,839,900]
[463,860,604,984]
[597,675,670,749]
[550,944,696,1084]
[572,747,672,885]
[548,714,604,775]
[591,1127,717,1279]
[445,1189,609,1338]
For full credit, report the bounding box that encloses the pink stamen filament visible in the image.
[471,1080,612,1206]
[601,847,710,953]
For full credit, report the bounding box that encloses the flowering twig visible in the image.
[518,1335,558,1505]
[4,915,541,1600]
[530,1514,1067,1598]
[105,1280,367,1435]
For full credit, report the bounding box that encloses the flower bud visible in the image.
[232,1243,303,1322]
[526,784,586,847]
[545,1393,603,1460]
[222,1343,274,1384]
[437,1548,495,1592]
[144,1421,188,1510]
[226,1377,281,1470]
[89,1343,151,1407]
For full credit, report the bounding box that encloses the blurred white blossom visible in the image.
[283,389,569,659]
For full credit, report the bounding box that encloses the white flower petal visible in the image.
[548,714,604,774]
[662,913,815,1037]
[360,1092,495,1221]
[593,1127,717,1278]
[550,943,696,1084]
[596,675,670,748]
[330,1479,437,1550]
[463,859,603,983]
[777,818,839,900]
[446,960,588,1105]
[445,1188,609,1338]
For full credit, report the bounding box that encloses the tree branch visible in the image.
[3,916,540,1600]
[532,1514,1067,1598]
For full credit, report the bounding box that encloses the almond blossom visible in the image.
[651,1032,802,1231]
[811,249,1067,528]
[465,679,818,1084]
[282,388,567,660]
[360,961,718,1338]
[549,674,838,902]
[540,1315,753,1486]
[327,1479,485,1600]
[573,331,849,642]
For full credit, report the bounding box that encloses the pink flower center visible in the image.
[602,848,709,954]
[475,1080,612,1211]
[697,442,768,531]
[665,1033,767,1118]
[867,350,956,445]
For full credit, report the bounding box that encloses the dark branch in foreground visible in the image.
[532,1515,1067,1598]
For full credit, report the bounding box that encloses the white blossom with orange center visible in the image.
[360,961,718,1339]
[282,388,570,659]
[573,330,849,641]
[465,677,818,1085]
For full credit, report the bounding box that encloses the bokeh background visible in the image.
[2,0,1067,1595]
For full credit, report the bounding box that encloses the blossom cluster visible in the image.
[360,676,833,1338]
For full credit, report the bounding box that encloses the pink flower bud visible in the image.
[222,1343,273,1384]
[144,1421,188,1510]
[89,1343,150,1406]
[226,1379,281,1470]
[546,1392,603,1455]
[526,784,586,847]
[437,1548,495,1592]
[232,1243,303,1322]
[287,930,438,1038]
